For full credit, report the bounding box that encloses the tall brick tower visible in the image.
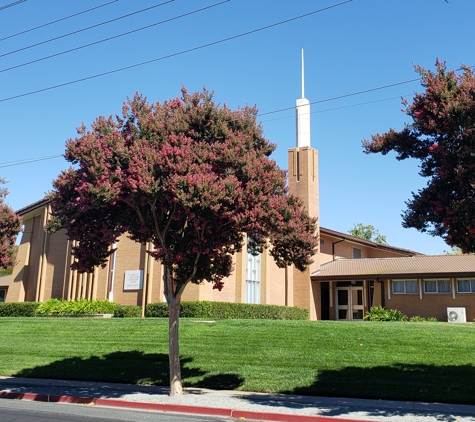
[287,50,320,319]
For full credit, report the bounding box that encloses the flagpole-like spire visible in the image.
[296,49,311,148]
[301,48,305,99]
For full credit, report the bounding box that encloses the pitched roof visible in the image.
[312,254,475,280]
[320,226,421,257]
[16,197,50,216]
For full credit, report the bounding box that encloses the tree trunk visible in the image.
[168,294,183,396]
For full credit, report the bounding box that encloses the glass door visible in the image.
[336,286,364,320]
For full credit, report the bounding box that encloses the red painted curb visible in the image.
[94,397,232,417]
[232,409,362,422]
[0,391,375,422]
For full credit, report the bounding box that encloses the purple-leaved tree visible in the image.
[363,60,475,253]
[48,88,318,395]
[0,178,21,271]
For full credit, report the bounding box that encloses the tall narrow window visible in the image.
[353,248,362,259]
[246,238,261,304]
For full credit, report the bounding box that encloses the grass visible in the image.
[0,318,474,404]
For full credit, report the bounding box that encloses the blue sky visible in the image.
[0,0,472,254]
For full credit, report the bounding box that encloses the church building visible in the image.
[3,52,475,322]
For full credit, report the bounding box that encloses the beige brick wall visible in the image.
[385,280,475,321]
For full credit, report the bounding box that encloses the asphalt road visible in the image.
[0,399,242,422]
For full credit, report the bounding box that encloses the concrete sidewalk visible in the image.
[0,376,474,422]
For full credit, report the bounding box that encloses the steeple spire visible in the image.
[296,49,311,148]
[301,48,305,98]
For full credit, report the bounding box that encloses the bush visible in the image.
[410,315,426,322]
[364,306,407,322]
[114,305,141,318]
[36,299,117,316]
[427,317,438,322]
[145,301,309,320]
[0,302,40,317]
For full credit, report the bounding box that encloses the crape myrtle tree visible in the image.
[47,87,318,395]
[363,60,475,253]
[0,178,22,270]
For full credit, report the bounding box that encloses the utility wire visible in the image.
[0,1,231,74]
[258,78,421,117]
[0,155,62,169]
[0,0,174,58]
[0,0,353,103]
[0,1,118,42]
[0,0,26,12]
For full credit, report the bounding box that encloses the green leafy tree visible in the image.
[363,60,475,253]
[47,88,318,395]
[348,223,387,244]
[0,178,21,270]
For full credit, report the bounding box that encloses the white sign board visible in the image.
[124,270,143,290]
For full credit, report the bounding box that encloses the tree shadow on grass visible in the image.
[12,351,244,397]
[243,363,475,421]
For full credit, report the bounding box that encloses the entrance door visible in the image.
[336,287,364,320]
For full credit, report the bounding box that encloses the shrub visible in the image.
[114,305,141,318]
[36,299,117,316]
[145,301,309,320]
[364,306,407,322]
[0,302,40,317]
[427,317,438,322]
[410,315,426,322]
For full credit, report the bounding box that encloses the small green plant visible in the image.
[427,317,438,322]
[410,315,426,322]
[364,306,407,321]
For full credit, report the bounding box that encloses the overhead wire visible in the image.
[0,0,231,74]
[0,0,353,103]
[0,1,118,42]
[0,0,26,12]
[0,155,63,169]
[0,0,175,58]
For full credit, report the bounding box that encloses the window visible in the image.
[424,279,451,293]
[0,288,6,302]
[353,248,362,259]
[320,238,325,246]
[246,239,261,304]
[392,280,418,294]
[457,279,475,293]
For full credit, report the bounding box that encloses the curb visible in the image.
[0,391,374,422]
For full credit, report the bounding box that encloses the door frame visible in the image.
[336,285,364,321]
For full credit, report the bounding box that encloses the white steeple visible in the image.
[296,49,311,148]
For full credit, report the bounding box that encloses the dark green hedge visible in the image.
[114,305,142,318]
[0,302,40,317]
[145,301,309,320]
[0,300,308,320]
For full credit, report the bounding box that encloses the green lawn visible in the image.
[0,318,474,404]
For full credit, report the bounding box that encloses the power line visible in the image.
[0,155,62,169]
[0,0,353,103]
[260,94,416,123]
[0,0,174,59]
[0,1,231,74]
[0,1,118,42]
[258,78,421,117]
[0,0,26,12]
